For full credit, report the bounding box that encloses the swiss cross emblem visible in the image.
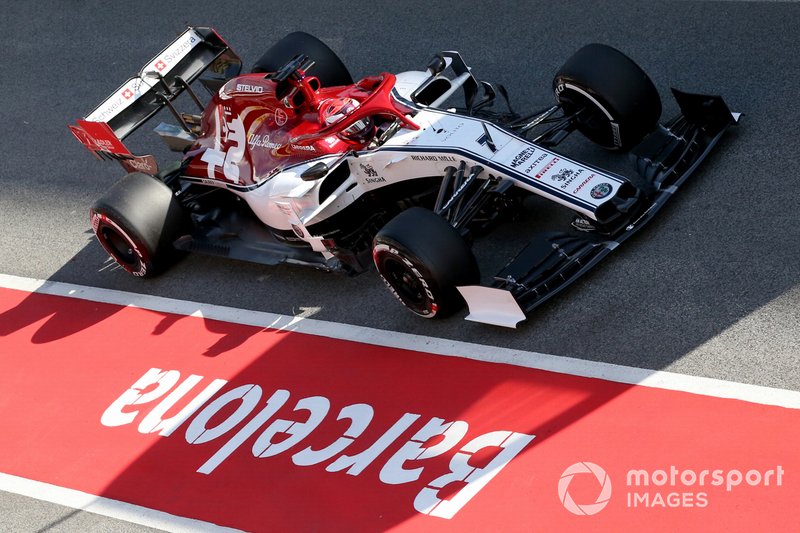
[122,89,134,100]
[155,60,167,71]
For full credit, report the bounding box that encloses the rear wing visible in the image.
[69,27,241,173]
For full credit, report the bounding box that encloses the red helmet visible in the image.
[319,97,373,141]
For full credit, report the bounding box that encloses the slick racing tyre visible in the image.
[373,207,479,318]
[252,31,353,87]
[90,172,188,278]
[553,43,662,150]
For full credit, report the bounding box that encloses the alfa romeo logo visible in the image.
[558,462,612,516]
[590,183,612,199]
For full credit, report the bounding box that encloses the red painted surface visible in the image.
[0,287,798,531]
[183,71,414,187]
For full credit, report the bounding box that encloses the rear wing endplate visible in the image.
[69,26,241,171]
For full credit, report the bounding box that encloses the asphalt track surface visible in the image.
[0,0,798,530]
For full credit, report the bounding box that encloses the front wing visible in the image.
[458,90,740,327]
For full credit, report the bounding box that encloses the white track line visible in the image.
[0,473,241,532]
[1,273,798,410]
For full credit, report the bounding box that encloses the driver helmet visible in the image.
[319,97,373,141]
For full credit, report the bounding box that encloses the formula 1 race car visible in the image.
[70,28,739,327]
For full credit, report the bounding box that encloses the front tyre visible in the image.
[373,207,479,318]
[554,43,662,150]
[90,172,188,278]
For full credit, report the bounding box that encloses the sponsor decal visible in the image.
[101,367,536,520]
[510,147,537,169]
[590,183,612,199]
[573,173,595,194]
[247,133,281,149]
[410,155,457,162]
[437,121,464,142]
[86,77,149,123]
[86,30,202,123]
[475,125,497,153]
[359,163,378,178]
[535,157,559,179]
[90,210,101,233]
[236,84,264,94]
[571,216,597,232]
[611,122,622,148]
[522,153,549,175]
[275,108,288,127]
[94,138,116,151]
[558,168,585,190]
[121,155,158,175]
[146,30,201,75]
[73,120,132,156]
[88,97,125,123]
[164,37,197,63]
[290,144,316,152]
[360,163,385,183]
[439,173,476,213]
[551,168,574,182]
[269,143,317,158]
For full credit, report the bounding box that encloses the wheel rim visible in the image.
[383,257,428,308]
[101,226,140,267]
[559,90,617,148]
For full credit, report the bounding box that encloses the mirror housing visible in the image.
[301,161,329,181]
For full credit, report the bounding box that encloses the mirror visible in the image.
[301,162,329,181]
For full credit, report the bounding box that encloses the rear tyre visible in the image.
[373,207,479,318]
[90,173,188,278]
[252,31,353,87]
[553,43,662,150]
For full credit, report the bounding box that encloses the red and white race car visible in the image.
[70,28,738,327]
